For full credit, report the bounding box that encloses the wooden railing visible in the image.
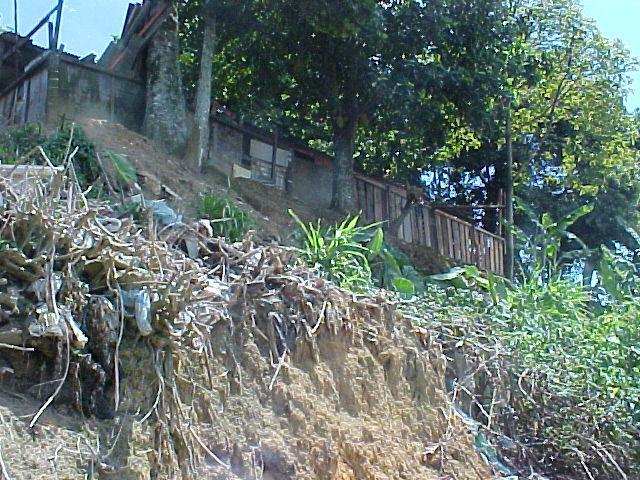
[354,173,505,276]
[434,209,505,276]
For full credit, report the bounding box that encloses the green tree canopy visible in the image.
[192,0,513,210]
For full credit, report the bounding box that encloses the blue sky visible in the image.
[2,0,640,111]
[582,0,640,111]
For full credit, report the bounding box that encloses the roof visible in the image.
[98,0,171,75]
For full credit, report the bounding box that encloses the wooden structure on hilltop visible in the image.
[207,111,506,276]
[0,0,170,129]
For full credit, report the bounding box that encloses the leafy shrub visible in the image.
[199,193,252,242]
[43,123,100,188]
[411,204,640,478]
[0,123,47,163]
[289,210,383,292]
[372,242,425,295]
[105,151,137,189]
[289,210,429,295]
[0,122,100,188]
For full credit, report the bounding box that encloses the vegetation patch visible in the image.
[199,192,253,242]
[0,122,101,190]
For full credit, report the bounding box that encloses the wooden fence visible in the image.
[434,209,505,276]
[354,174,505,276]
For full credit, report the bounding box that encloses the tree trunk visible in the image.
[505,99,515,280]
[185,11,217,171]
[387,197,414,239]
[330,120,357,212]
[143,1,188,156]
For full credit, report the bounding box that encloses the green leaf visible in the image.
[367,228,384,258]
[106,151,137,186]
[392,277,415,296]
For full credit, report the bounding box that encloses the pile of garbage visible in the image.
[0,156,235,470]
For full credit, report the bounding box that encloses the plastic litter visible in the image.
[129,194,182,226]
[120,289,153,336]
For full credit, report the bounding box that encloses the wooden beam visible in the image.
[438,204,506,210]
[0,4,58,63]
[52,0,64,50]
[270,127,279,180]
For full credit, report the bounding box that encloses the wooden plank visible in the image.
[493,239,499,274]
[374,185,383,221]
[460,223,468,263]
[435,212,444,256]
[416,207,424,246]
[450,220,458,260]
[53,0,65,50]
[1,5,59,63]
[459,222,467,262]
[403,199,413,243]
[446,218,454,258]
[435,209,504,241]
[368,182,376,223]
[397,194,406,240]
[458,222,465,261]
[461,223,468,262]
[473,229,481,270]
[478,232,485,271]
[364,180,371,221]
[382,187,390,222]
[489,237,495,273]
[416,207,425,246]
[424,207,432,247]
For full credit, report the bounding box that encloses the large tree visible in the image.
[205,0,511,212]
[411,0,640,259]
[179,0,250,170]
[508,0,640,262]
[143,0,188,155]
[183,1,216,171]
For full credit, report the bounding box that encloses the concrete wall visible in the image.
[50,59,145,130]
[0,67,48,128]
[207,120,244,176]
[289,154,334,209]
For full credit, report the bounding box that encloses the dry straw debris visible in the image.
[0,137,490,479]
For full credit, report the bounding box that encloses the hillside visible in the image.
[0,126,492,479]
[79,119,343,246]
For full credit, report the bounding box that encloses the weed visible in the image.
[0,122,100,189]
[289,210,383,292]
[200,193,252,242]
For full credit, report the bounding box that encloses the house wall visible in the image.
[289,155,334,208]
[207,120,244,176]
[0,67,48,128]
[1,58,145,131]
[49,59,145,129]
[206,119,293,190]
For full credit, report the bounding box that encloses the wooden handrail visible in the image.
[435,209,505,242]
[353,173,505,275]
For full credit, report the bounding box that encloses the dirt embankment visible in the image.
[79,118,340,245]
[0,124,491,479]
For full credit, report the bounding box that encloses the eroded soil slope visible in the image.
[79,118,340,244]
[0,132,491,480]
